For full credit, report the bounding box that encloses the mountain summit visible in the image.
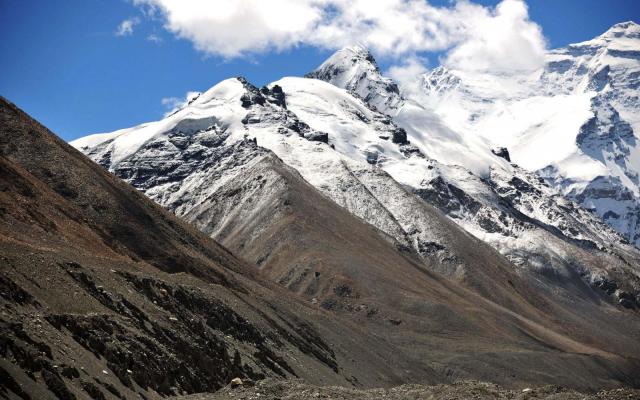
[305,44,402,113]
[73,24,640,315]
[598,20,640,40]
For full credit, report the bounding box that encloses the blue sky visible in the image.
[1,0,638,141]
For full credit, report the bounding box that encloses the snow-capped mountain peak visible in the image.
[306,45,402,114]
[306,44,380,82]
[419,66,461,97]
[72,77,251,167]
[395,22,640,246]
[568,20,640,55]
[598,20,640,40]
[300,38,640,307]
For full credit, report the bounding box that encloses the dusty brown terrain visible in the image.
[0,95,639,400]
[176,379,640,400]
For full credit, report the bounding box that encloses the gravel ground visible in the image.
[174,378,640,400]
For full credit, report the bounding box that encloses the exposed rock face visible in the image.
[391,127,408,144]
[240,78,287,110]
[491,147,511,162]
[566,174,640,246]
[571,96,640,243]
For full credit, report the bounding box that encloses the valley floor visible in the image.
[175,379,640,400]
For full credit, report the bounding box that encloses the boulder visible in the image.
[492,147,511,162]
[392,127,408,144]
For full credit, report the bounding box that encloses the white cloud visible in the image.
[161,91,201,116]
[115,17,140,36]
[133,0,323,57]
[134,0,547,73]
[386,56,430,90]
[147,33,163,43]
[443,0,546,72]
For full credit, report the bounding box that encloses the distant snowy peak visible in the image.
[414,66,502,111]
[553,21,639,63]
[418,67,461,97]
[306,44,402,114]
[548,20,640,79]
[393,21,640,246]
[556,25,640,54]
[591,20,640,43]
[539,23,640,245]
[606,20,640,33]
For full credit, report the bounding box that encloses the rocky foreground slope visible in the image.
[177,378,640,400]
[0,97,439,399]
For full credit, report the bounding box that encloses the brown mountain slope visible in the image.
[182,147,640,390]
[1,97,639,400]
[0,97,437,399]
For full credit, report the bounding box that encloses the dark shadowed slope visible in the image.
[0,97,437,399]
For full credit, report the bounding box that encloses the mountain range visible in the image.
[1,21,639,400]
[73,22,640,312]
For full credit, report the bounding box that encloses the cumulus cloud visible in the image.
[115,17,140,36]
[133,0,322,57]
[443,0,546,72]
[161,91,201,116]
[134,0,546,73]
